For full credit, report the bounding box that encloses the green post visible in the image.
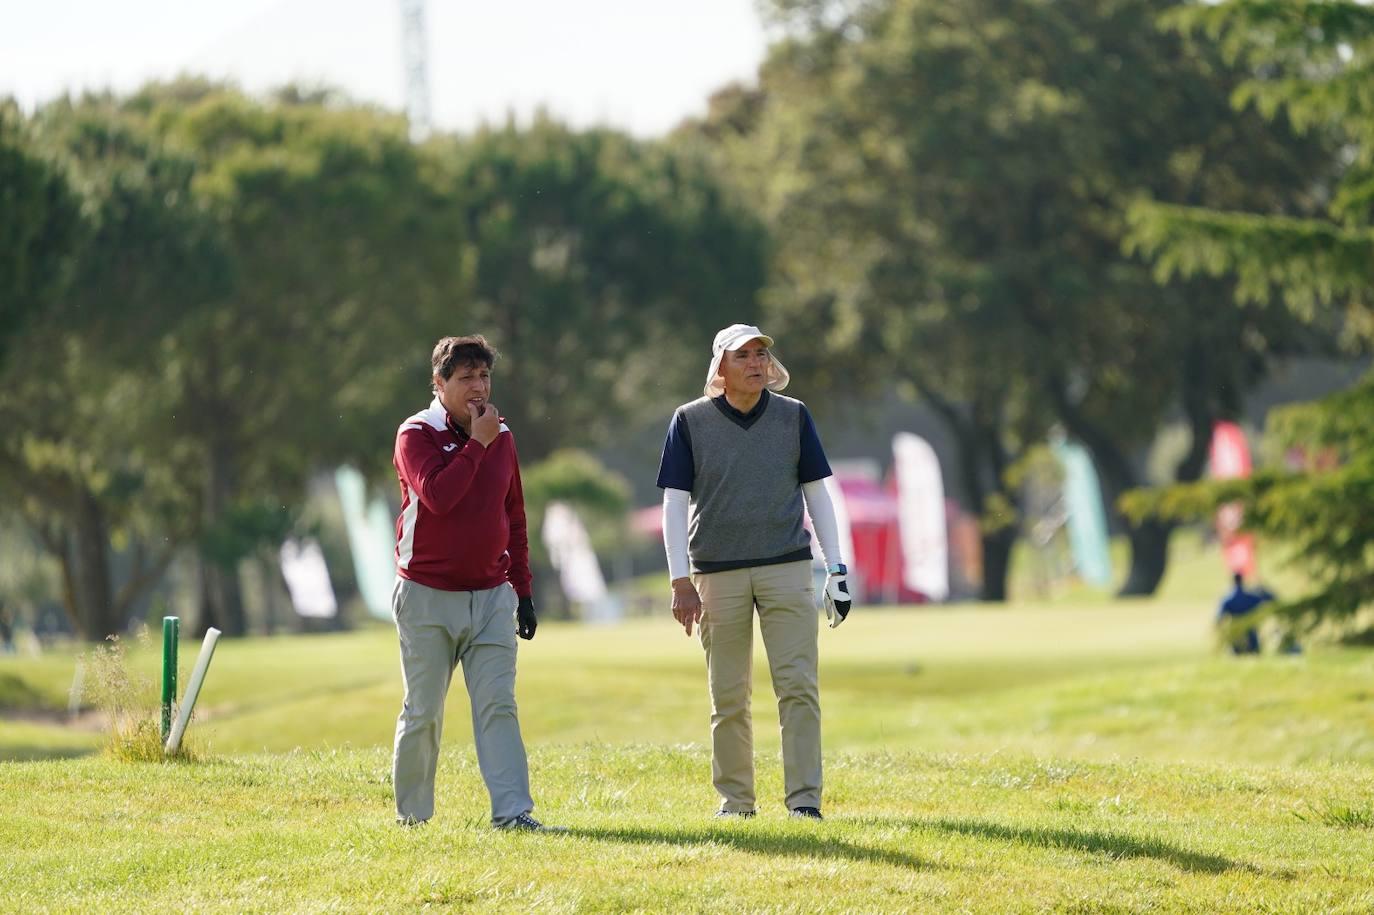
[161,616,179,741]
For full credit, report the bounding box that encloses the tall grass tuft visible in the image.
[83,630,200,763]
[1293,799,1374,830]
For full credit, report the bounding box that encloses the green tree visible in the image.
[1125,0,1374,635]
[0,98,230,639]
[719,0,1336,598]
[125,81,461,635]
[2,81,768,636]
[0,101,81,369]
[428,118,769,460]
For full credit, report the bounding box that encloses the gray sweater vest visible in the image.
[680,393,813,571]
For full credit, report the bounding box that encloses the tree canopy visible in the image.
[0,85,767,639]
[1124,0,1374,636]
[684,0,1342,598]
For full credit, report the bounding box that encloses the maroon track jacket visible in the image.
[392,397,532,597]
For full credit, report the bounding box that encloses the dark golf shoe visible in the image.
[496,812,565,832]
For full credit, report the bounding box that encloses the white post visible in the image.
[164,627,221,755]
[67,658,85,719]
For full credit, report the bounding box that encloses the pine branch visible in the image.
[1126,201,1374,316]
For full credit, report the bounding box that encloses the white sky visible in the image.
[0,0,769,137]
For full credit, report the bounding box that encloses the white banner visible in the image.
[280,538,338,619]
[892,432,949,601]
[541,501,607,605]
[334,466,397,621]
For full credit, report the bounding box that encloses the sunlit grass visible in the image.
[5,575,1374,911]
[4,595,1374,766]
[5,745,1373,912]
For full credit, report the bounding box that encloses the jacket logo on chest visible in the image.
[443,443,458,452]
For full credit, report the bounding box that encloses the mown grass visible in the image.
[4,744,1373,912]
[4,573,1374,911]
[5,598,1371,766]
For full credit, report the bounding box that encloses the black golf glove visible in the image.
[517,595,537,641]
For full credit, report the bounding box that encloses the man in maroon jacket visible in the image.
[390,334,552,830]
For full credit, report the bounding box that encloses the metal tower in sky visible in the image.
[399,0,432,142]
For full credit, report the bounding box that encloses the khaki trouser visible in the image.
[391,577,533,825]
[694,559,821,812]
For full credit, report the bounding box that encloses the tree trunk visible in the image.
[980,526,1016,602]
[1119,517,1174,597]
[68,487,120,639]
[197,431,248,636]
[260,556,279,636]
[1111,347,1214,599]
[27,477,173,641]
[197,555,246,637]
[907,373,1021,604]
[1044,373,1173,598]
[1112,343,1212,598]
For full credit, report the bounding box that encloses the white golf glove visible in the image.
[823,564,852,629]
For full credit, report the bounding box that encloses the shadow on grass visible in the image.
[881,817,1280,877]
[0,744,99,762]
[564,824,935,870]
[0,673,54,709]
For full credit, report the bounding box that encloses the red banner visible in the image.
[1209,421,1255,577]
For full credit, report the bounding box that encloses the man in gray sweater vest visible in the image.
[657,323,853,820]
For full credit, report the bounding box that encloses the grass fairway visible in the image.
[4,600,1374,911]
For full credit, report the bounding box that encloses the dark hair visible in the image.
[431,335,498,386]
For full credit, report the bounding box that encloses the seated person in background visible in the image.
[1216,572,1274,655]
